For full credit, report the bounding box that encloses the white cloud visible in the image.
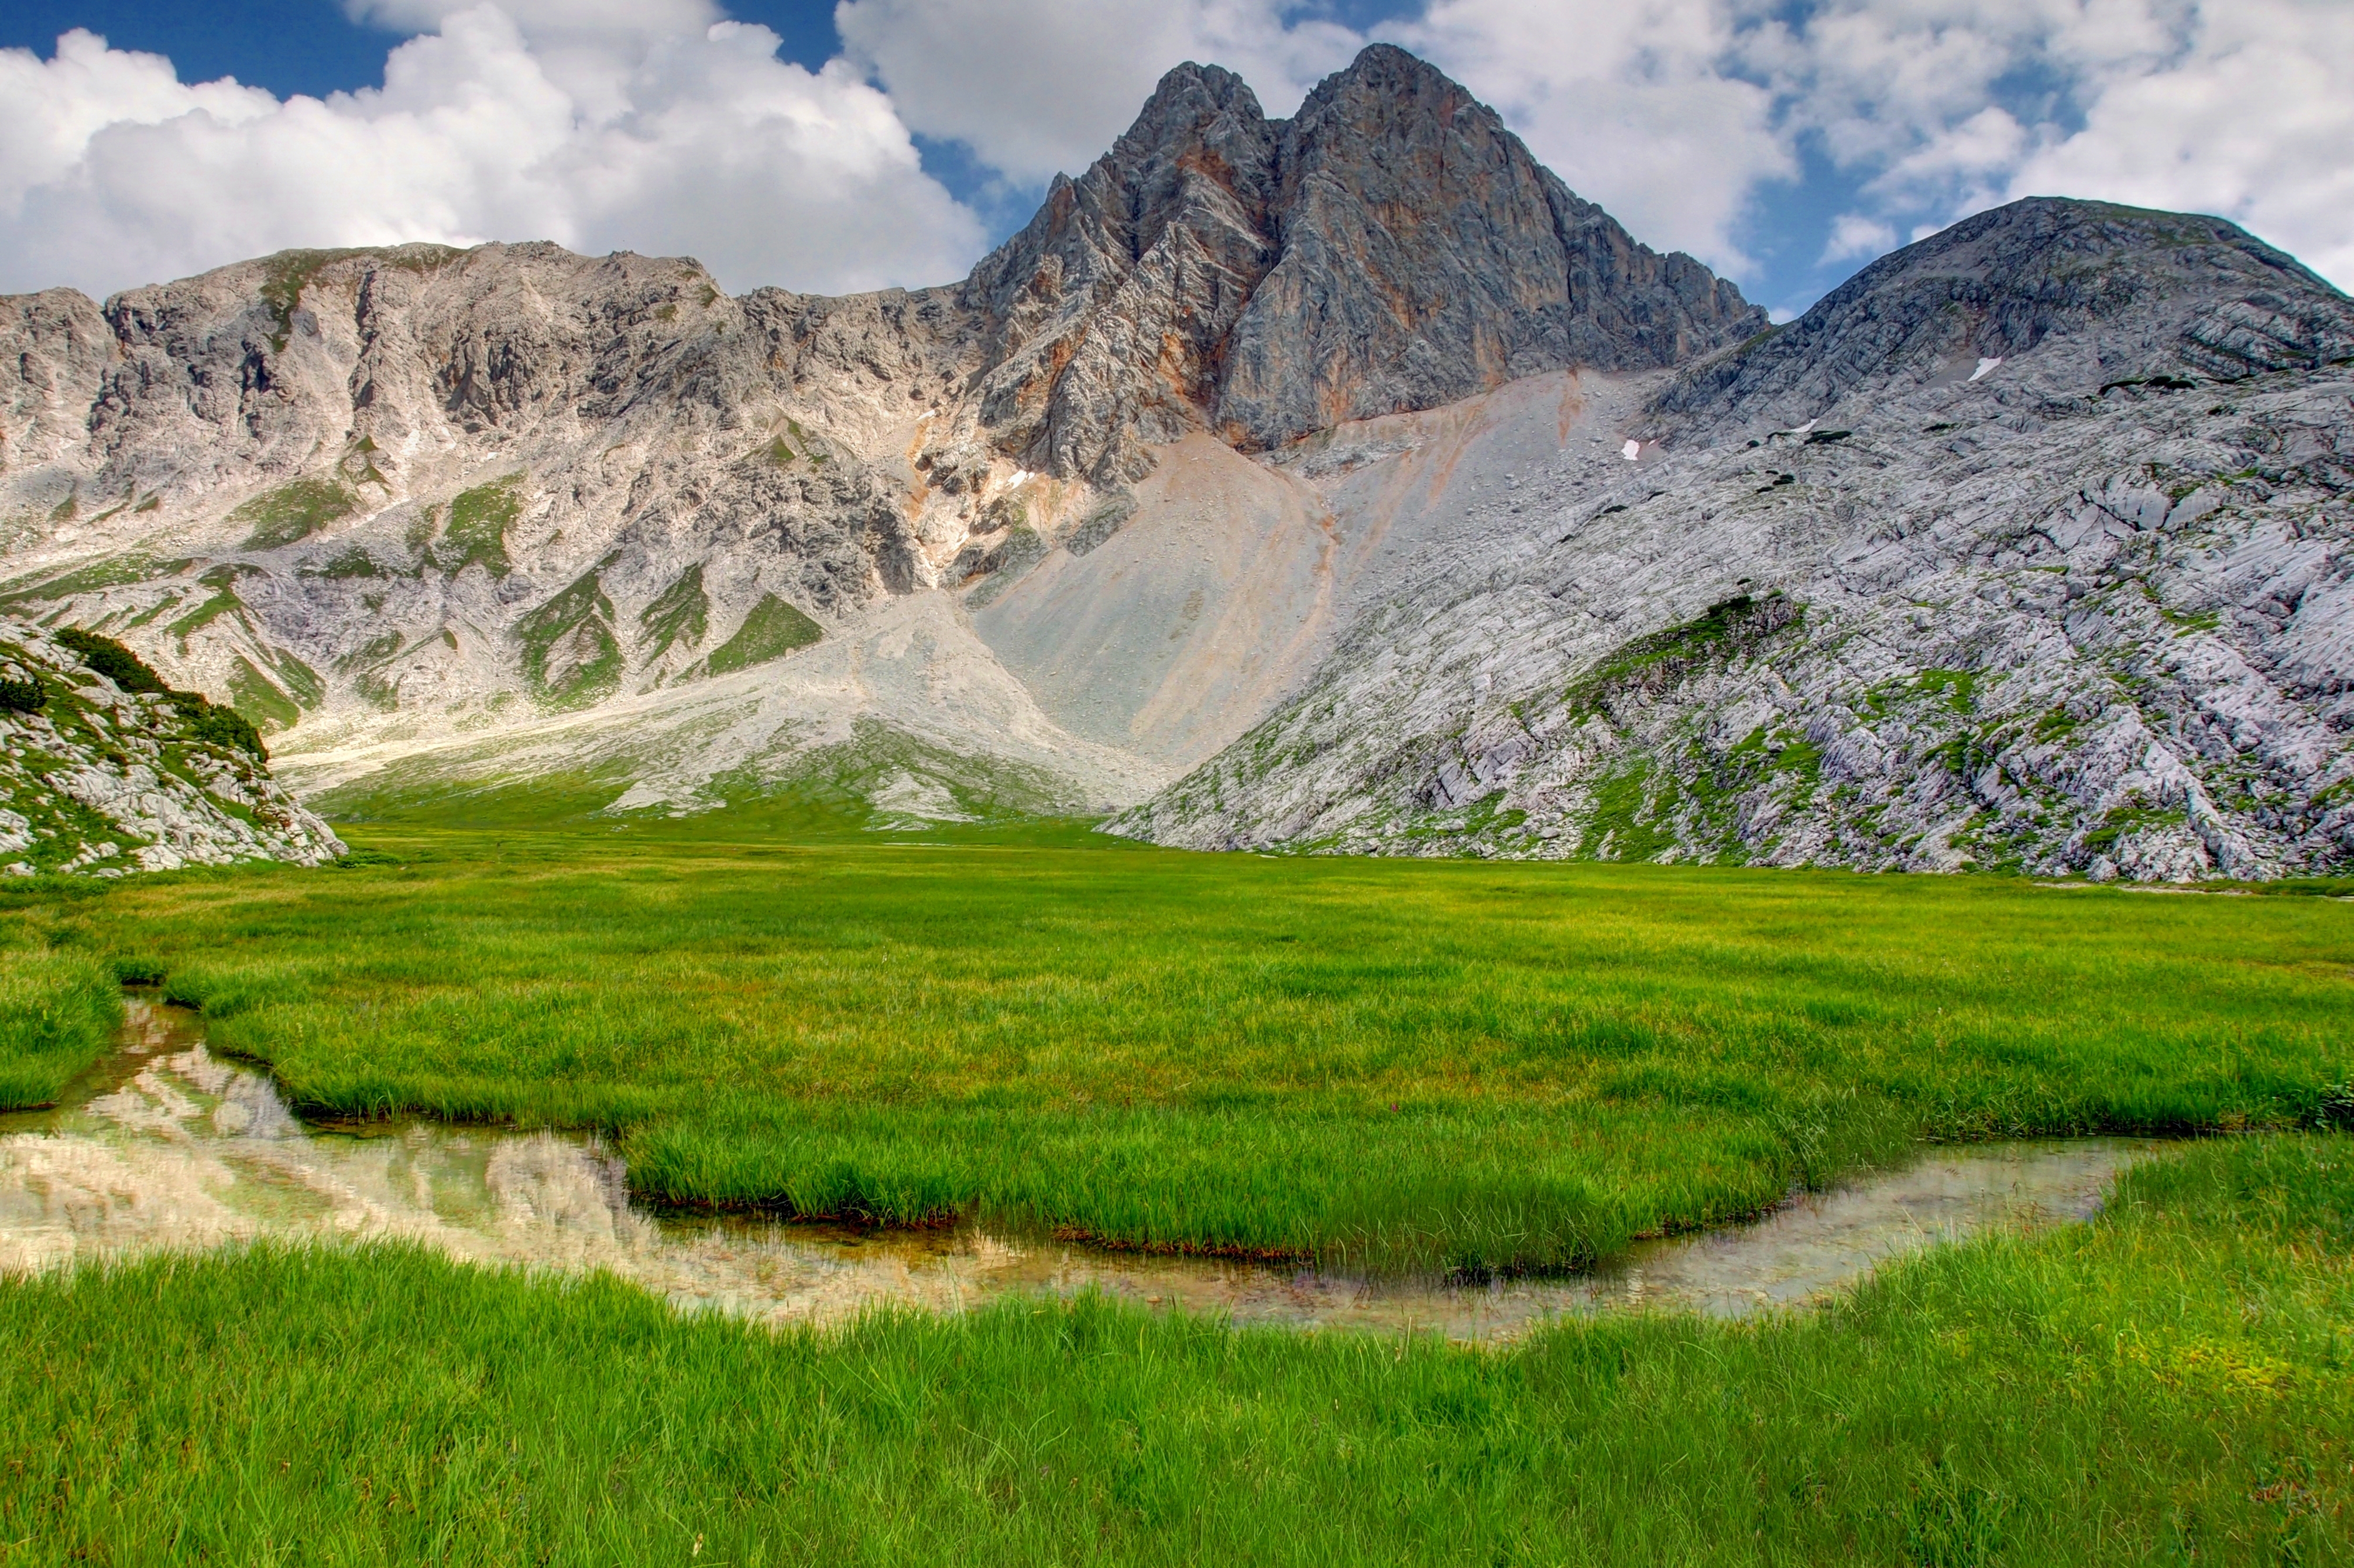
[1741,0,2353,291]
[834,0,1363,184]
[0,8,984,300]
[1819,212,1896,266]
[2006,0,2354,287]
[1741,0,2187,169]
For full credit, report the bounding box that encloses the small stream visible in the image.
[0,999,2162,1341]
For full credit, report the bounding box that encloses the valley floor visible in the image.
[0,1138,2345,1563]
[1,828,2350,1560]
[7,824,2350,1268]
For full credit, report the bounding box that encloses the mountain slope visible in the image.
[0,46,1759,828]
[1114,201,2354,880]
[5,50,2351,883]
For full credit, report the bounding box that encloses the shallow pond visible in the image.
[0,999,2163,1341]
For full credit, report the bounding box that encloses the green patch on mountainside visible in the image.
[1565,592,1801,715]
[432,475,525,578]
[164,565,256,641]
[231,478,359,550]
[0,552,194,607]
[256,244,461,354]
[227,656,302,733]
[638,565,709,662]
[516,566,622,709]
[701,593,821,677]
[224,644,322,735]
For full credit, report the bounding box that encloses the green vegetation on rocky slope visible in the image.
[54,828,2354,1272]
[0,622,341,879]
[2,1135,2346,1563]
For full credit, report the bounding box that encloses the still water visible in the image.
[0,999,2160,1341]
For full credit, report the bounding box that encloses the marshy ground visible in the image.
[1,827,2348,1560]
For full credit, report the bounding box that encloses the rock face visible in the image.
[3,43,2350,883]
[1113,203,2354,880]
[0,618,344,875]
[1648,199,2354,438]
[0,43,1759,836]
[969,44,1763,482]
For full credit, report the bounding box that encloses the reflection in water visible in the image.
[0,1001,2160,1341]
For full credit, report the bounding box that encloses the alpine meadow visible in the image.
[3,16,2353,1567]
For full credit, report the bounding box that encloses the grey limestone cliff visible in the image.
[968,44,1763,482]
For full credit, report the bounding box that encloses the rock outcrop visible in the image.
[0,619,344,875]
[1646,198,2354,439]
[968,44,1763,482]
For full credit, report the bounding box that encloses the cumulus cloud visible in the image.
[2006,0,2354,287]
[1741,0,2353,289]
[834,0,1363,184]
[0,8,984,300]
[1820,212,1896,266]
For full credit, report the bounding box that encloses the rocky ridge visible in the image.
[0,618,344,875]
[0,43,1755,836]
[1113,201,2354,879]
[2,44,2350,883]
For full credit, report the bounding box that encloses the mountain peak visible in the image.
[1650,193,2354,435]
[965,43,1765,479]
[1309,40,1466,105]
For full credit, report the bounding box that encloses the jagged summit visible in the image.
[1650,196,2354,438]
[963,43,1765,480]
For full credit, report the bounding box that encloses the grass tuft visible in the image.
[0,946,119,1109]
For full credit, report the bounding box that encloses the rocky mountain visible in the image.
[1114,201,2354,879]
[0,44,1759,831]
[0,619,343,875]
[966,45,1759,482]
[2,44,2349,881]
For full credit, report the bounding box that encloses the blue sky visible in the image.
[2,2,2346,313]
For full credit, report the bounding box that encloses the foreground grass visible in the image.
[9,828,2352,1268]
[0,945,117,1110]
[1,1135,2346,1564]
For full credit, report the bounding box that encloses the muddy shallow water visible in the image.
[0,1000,2164,1341]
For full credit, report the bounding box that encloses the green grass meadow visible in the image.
[1,1135,2346,1564]
[4,825,2353,1562]
[11,826,2350,1270]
